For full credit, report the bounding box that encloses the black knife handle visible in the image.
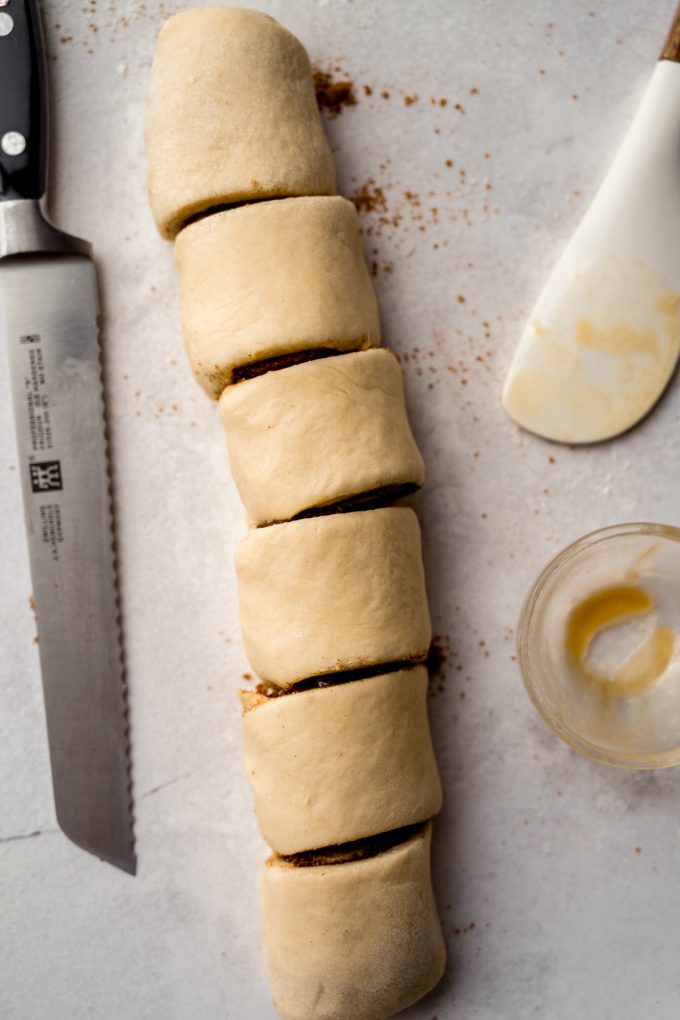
[0,0,47,202]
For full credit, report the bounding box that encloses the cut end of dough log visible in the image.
[234,507,432,688]
[175,196,380,397]
[220,348,425,524]
[241,666,442,854]
[262,822,446,1020]
[146,7,337,238]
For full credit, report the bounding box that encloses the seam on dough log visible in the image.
[273,821,428,868]
[240,657,428,709]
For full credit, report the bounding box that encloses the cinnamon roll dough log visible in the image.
[146,7,336,238]
[175,196,380,397]
[235,507,432,688]
[262,824,446,1020]
[220,349,424,524]
[240,667,441,854]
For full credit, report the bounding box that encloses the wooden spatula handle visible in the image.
[661,2,680,61]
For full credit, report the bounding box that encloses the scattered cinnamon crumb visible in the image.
[426,634,452,686]
[313,70,357,117]
[28,595,36,614]
[363,84,373,96]
[350,179,388,214]
[403,93,418,106]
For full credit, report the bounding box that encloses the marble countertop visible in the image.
[2,1,680,1017]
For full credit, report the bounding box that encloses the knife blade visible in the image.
[502,3,680,444]
[0,0,135,873]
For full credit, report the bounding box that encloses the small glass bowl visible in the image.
[518,523,680,769]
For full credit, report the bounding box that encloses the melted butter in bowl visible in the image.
[519,525,680,768]
[566,584,675,698]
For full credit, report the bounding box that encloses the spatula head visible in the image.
[503,253,680,444]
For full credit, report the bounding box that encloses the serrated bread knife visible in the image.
[503,4,680,444]
[1,0,134,873]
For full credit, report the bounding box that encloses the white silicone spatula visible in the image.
[503,4,680,444]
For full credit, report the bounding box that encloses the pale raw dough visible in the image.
[146,7,336,238]
[240,667,441,854]
[175,196,380,397]
[262,824,446,1020]
[220,349,424,524]
[234,507,432,688]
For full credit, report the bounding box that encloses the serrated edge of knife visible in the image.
[94,299,136,875]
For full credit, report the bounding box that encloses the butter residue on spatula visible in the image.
[503,255,680,444]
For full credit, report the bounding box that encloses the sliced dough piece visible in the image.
[175,196,380,397]
[262,824,446,1020]
[146,7,336,238]
[240,666,441,854]
[220,349,424,524]
[235,507,431,688]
